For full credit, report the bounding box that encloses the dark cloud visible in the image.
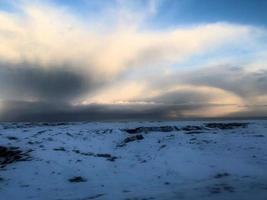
[0,62,103,102]
[151,65,267,101]
[0,100,213,122]
[184,66,267,98]
[0,62,267,121]
[148,90,216,105]
[226,105,267,119]
[1,100,266,122]
[0,101,164,122]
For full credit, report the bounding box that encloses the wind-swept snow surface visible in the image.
[0,121,267,200]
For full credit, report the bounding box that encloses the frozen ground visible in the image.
[0,120,267,200]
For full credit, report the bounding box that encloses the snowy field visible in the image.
[0,120,267,200]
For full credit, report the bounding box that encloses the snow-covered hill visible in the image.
[0,120,267,200]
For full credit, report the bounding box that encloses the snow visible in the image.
[0,120,267,200]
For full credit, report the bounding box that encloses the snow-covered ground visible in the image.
[0,120,267,200]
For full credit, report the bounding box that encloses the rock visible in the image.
[6,136,18,140]
[214,172,230,179]
[72,150,117,161]
[124,134,144,143]
[123,126,178,134]
[181,126,204,131]
[184,131,203,134]
[205,123,248,130]
[117,134,144,147]
[253,134,264,137]
[95,153,118,162]
[124,127,143,134]
[86,194,105,199]
[53,147,66,151]
[159,145,167,150]
[0,146,32,168]
[209,183,235,194]
[68,176,87,183]
[95,153,112,158]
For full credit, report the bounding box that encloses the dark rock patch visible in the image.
[253,134,265,138]
[72,150,94,156]
[124,197,155,200]
[37,130,47,134]
[190,138,197,141]
[6,136,18,140]
[123,126,178,134]
[106,157,117,162]
[95,154,118,162]
[86,194,105,199]
[123,127,143,134]
[65,132,73,137]
[209,183,235,194]
[127,134,144,142]
[118,135,144,147]
[95,153,112,158]
[159,144,167,150]
[181,126,204,131]
[68,176,87,183]
[181,125,205,131]
[184,131,204,135]
[53,147,66,151]
[41,122,69,127]
[205,123,248,130]
[209,187,221,194]
[95,129,113,134]
[214,172,230,179]
[32,130,48,137]
[72,150,117,161]
[0,146,32,168]
[188,139,213,145]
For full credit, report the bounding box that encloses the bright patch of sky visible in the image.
[49,0,267,29]
[151,0,267,28]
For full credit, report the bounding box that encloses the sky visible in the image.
[0,0,267,121]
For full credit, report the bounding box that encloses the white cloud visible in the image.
[0,1,262,78]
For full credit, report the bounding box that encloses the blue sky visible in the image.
[0,0,266,121]
[48,0,267,28]
[153,0,267,27]
[1,0,267,29]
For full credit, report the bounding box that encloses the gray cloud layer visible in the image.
[0,62,267,121]
[0,62,105,103]
[0,101,165,122]
[184,66,267,98]
[0,100,222,122]
[148,65,267,103]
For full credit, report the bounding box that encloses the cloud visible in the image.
[0,1,261,76]
[136,64,267,117]
[180,65,267,103]
[0,62,102,102]
[84,80,147,104]
[0,1,266,121]
[137,84,244,117]
[0,100,170,122]
[0,100,239,122]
